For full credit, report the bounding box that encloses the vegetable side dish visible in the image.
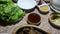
[50,13,60,26]
[0,0,25,22]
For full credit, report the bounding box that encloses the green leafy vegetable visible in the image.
[0,0,25,22]
[52,13,60,20]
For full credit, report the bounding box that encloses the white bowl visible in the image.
[17,0,37,9]
[38,4,50,13]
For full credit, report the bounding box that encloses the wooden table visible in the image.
[0,1,60,34]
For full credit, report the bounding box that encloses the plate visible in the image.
[17,0,37,9]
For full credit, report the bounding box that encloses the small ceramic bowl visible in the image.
[38,4,50,14]
[27,13,41,26]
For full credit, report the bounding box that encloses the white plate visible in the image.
[17,0,37,9]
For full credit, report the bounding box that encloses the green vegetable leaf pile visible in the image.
[0,0,25,22]
[52,13,60,20]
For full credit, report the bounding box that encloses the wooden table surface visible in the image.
[0,1,60,34]
[0,8,60,34]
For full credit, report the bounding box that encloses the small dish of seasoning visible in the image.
[38,4,50,14]
[27,13,41,26]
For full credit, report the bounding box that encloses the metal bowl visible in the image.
[50,0,60,13]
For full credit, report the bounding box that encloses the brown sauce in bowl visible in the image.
[28,13,41,23]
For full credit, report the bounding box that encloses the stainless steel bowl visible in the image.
[50,0,60,13]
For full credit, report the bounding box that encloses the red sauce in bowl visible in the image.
[28,13,41,23]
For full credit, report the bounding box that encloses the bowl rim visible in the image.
[12,25,49,34]
[38,4,50,12]
[27,13,41,24]
[50,5,60,13]
[17,0,37,9]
